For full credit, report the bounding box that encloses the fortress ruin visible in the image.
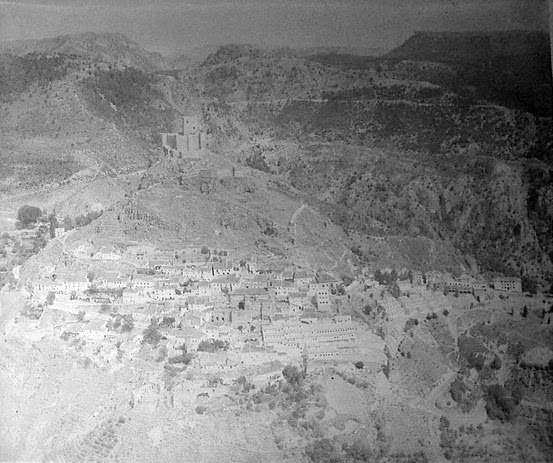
[161,115,206,159]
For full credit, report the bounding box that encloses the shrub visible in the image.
[382,360,390,379]
[342,438,374,462]
[100,303,111,314]
[354,361,364,369]
[404,318,419,332]
[168,352,195,365]
[485,384,516,421]
[450,377,466,403]
[458,335,489,370]
[155,346,167,363]
[46,291,56,306]
[195,405,207,415]
[245,152,272,173]
[467,352,485,371]
[121,315,134,332]
[305,439,342,463]
[490,355,502,370]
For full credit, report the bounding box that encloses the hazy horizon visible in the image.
[0,0,550,56]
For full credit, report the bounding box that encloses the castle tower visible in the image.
[161,115,206,159]
[182,116,200,134]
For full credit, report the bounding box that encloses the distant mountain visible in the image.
[385,30,552,116]
[0,32,168,72]
[385,30,550,64]
[201,44,266,66]
[167,45,219,69]
[298,46,384,57]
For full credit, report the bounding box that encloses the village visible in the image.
[3,221,537,389]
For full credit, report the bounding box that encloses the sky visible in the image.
[0,0,550,55]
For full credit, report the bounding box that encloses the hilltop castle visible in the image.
[161,115,206,159]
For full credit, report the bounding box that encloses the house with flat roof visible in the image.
[493,276,522,292]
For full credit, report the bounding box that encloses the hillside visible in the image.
[0,49,167,221]
[1,30,552,283]
[0,32,168,72]
[184,34,553,286]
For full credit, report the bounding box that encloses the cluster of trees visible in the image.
[373,269,399,285]
[63,210,103,231]
[282,364,304,388]
[16,205,43,228]
[485,384,522,422]
[167,343,195,365]
[0,53,69,101]
[142,319,162,346]
[245,152,272,174]
[197,339,230,352]
[458,335,490,371]
[81,67,174,144]
[16,205,103,238]
[108,314,134,333]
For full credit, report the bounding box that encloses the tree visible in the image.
[121,315,134,332]
[16,205,42,228]
[305,439,342,463]
[142,320,161,346]
[237,325,244,333]
[374,269,385,284]
[485,384,517,422]
[354,361,364,369]
[389,281,401,299]
[63,216,74,232]
[197,339,229,352]
[100,303,111,314]
[160,316,175,328]
[282,365,303,387]
[46,291,56,306]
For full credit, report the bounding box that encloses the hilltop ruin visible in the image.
[161,115,206,159]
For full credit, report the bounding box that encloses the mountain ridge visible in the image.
[0,32,168,72]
